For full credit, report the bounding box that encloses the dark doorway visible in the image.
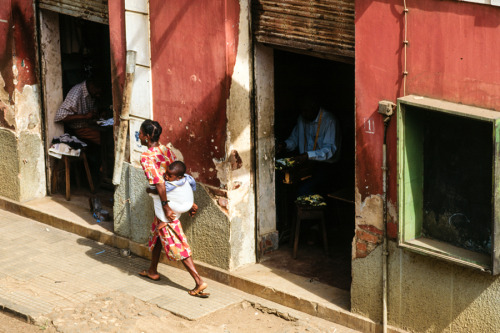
[57,14,114,187]
[48,13,114,230]
[265,50,355,291]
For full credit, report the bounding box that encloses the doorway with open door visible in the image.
[259,49,355,292]
[39,8,115,231]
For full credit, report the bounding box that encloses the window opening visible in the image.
[398,95,500,274]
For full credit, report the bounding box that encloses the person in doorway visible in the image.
[54,74,106,184]
[276,91,339,196]
[138,119,209,298]
[54,74,105,145]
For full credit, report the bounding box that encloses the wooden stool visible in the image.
[51,152,94,201]
[292,203,328,259]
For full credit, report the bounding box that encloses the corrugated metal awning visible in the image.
[38,0,108,25]
[252,0,354,63]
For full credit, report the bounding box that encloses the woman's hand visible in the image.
[164,204,177,221]
[154,182,176,220]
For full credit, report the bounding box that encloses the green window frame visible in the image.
[397,95,500,275]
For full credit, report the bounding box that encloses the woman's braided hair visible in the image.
[140,119,163,142]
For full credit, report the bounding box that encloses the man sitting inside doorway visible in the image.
[277,90,340,196]
[54,74,105,184]
[54,74,104,145]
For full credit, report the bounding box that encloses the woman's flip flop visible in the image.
[188,283,210,298]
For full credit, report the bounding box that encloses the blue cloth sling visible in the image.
[165,174,196,192]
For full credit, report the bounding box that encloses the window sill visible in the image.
[399,237,490,272]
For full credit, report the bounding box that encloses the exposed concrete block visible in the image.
[351,245,383,322]
[182,184,230,270]
[0,129,20,200]
[113,163,153,245]
[19,131,45,201]
[113,163,131,238]
[128,165,154,243]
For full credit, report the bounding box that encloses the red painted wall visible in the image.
[0,0,37,102]
[149,0,240,186]
[108,0,126,117]
[0,0,37,130]
[355,0,500,239]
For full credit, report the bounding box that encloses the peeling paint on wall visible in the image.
[166,142,183,162]
[355,188,383,230]
[354,187,383,258]
[14,84,41,132]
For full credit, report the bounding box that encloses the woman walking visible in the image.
[138,119,209,298]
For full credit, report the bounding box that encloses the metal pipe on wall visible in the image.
[380,103,395,333]
[382,117,390,333]
[112,50,136,185]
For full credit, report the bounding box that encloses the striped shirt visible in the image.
[54,81,96,129]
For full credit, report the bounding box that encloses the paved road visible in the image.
[0,209,359,332]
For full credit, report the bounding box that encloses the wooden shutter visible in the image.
[38,0,108,24]
[252,0,354,63]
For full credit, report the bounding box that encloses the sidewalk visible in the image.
[0,195,403,333]
[0,209,360,332]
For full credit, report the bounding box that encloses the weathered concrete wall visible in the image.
[0,129,20,200]
[353,1,500,331]
[224,0,255,270]
[254,43,278,253]
[114,163,154,244]
[0,1,46,202]
[39,10,64,147]
[183,184,231,269]
[352,242,500,332]
[18,130,45,200]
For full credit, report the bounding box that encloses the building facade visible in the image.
[0,0,499,332]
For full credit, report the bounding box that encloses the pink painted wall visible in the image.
[355,0,500,239]
[149,0,240,187]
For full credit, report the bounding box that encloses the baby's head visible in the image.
[165,161,186,181]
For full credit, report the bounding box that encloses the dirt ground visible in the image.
[0,291,355,333]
